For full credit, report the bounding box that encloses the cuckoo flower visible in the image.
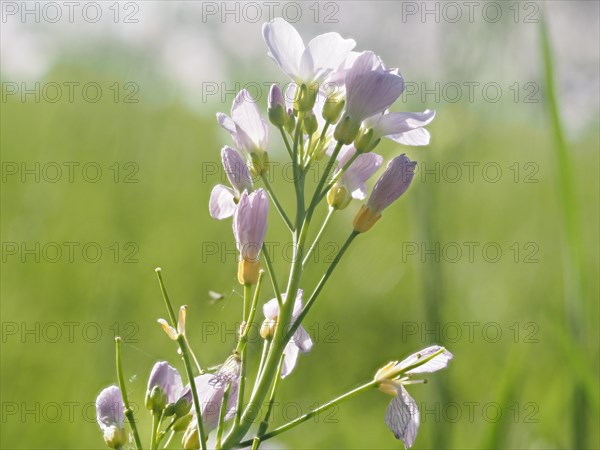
[181,358,241,448]
[217,90,268,155]
[233,189,269,285]
[353,154,416,233]
[96,386,127,449]
[335,51,405,144]
[260,290,313,378]
[363,109,436,147]
[262,18,356,87]
[145,361,184,412]
[327,146,383,210]
[374,346,454,449]
[209,147,253,220]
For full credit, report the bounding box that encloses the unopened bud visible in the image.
[182,420,200,450]
[354,128,380,153]
[303,111,318,135]
[103,425,128,449]
[145,385,166,413]
[173,413,193,432]
[294,83,318,112]
[334,114,360,145]
[260,318,277,340]
[323,96,345,124]
[285,109,296,134]
[327,183,351,210]
[268,84,287,127]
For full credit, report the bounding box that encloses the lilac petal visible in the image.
[388,128,431,146]
[367,154,417,214]
[280,342,300,378]
[385,385,420,448]
[209,185,237,220]
[292,324,313,353]
[368,110,436,138]
[96,385,125,430]
[291,289,304,319]
[263,18,304,80]
[216,112,240,146]
[147,361,184,404]
[342,152,384,200]
[233,190,269,261]
[398,345,454,375]
[221,146,252,194]
[345,52,404,122]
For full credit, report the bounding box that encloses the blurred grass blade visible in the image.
[540,15,588,449]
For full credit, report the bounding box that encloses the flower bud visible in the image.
[323,96,345,124]
[268,84,287,127]
[173,413,193,432]
[294,82,318,112]
[327,183,351,210]
[103,425,128,449]
[175,395,192,417]
[285,109,296,134]
[334,114,360,145]
[182,419,200,450]
[354,128,381,153]
[303,111,318,135]
[260,318,277,340]
[145,385,167,413]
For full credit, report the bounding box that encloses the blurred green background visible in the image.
[1,1,598,449]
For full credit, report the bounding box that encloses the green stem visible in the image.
[216,383,232,449]
[255,356,285,438]
[260,172,293,231]
[288,231,358,341]
[150,412,159,450]
[261,245,283,308]
[302,207,335,267]
[237,381,377,447]
[279,126,293,160]
[309,141,343,212]
[155,268,177,325]
[177,334,208,450]
[115,337,143,450]
[254,339,270,388]
[234,283,253,427]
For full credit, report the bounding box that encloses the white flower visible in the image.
[262,18,356,85]
[364,109,436,146]
[375,346,454,449]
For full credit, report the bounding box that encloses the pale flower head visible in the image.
[217,90,268,154]
[374,346,454,449]
[366,154,417,215]
[262,18,356,85]
[96,385,127,449]
[146,361,184,412]
[364,110,436,146]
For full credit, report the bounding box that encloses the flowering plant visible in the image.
[96,18,451,450]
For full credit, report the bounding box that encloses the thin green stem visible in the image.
[216,383,232,449]
[254,339,270,389]
[288,231,358,342]
[177,334,208,450]
[261,245,283,308]
[309,140,343,213]
[234,283,253,427]
[115,337,143,450]
[155,268,177,325]
[237,381,377,447]
[278,126,293,160]
[150,412,160,450]
[260,173,293,232]
[302,207,335,267]
[255,356,285,438]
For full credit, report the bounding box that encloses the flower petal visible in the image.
[96,385,125,430]
[368,110,436,138]
[262,297,280,320]
[292,325,313,354]
[147,361,184,404]
[209,184,237,220]
[385,385,420,448]
[280,342,300,378]
[399,345,454,375]
[221,146,253,194]
[263,18,304,80]
[342,151,383,200]
[231,90,268,151]
[300,32,356,82]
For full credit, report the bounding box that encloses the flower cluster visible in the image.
[96,18,451,450]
